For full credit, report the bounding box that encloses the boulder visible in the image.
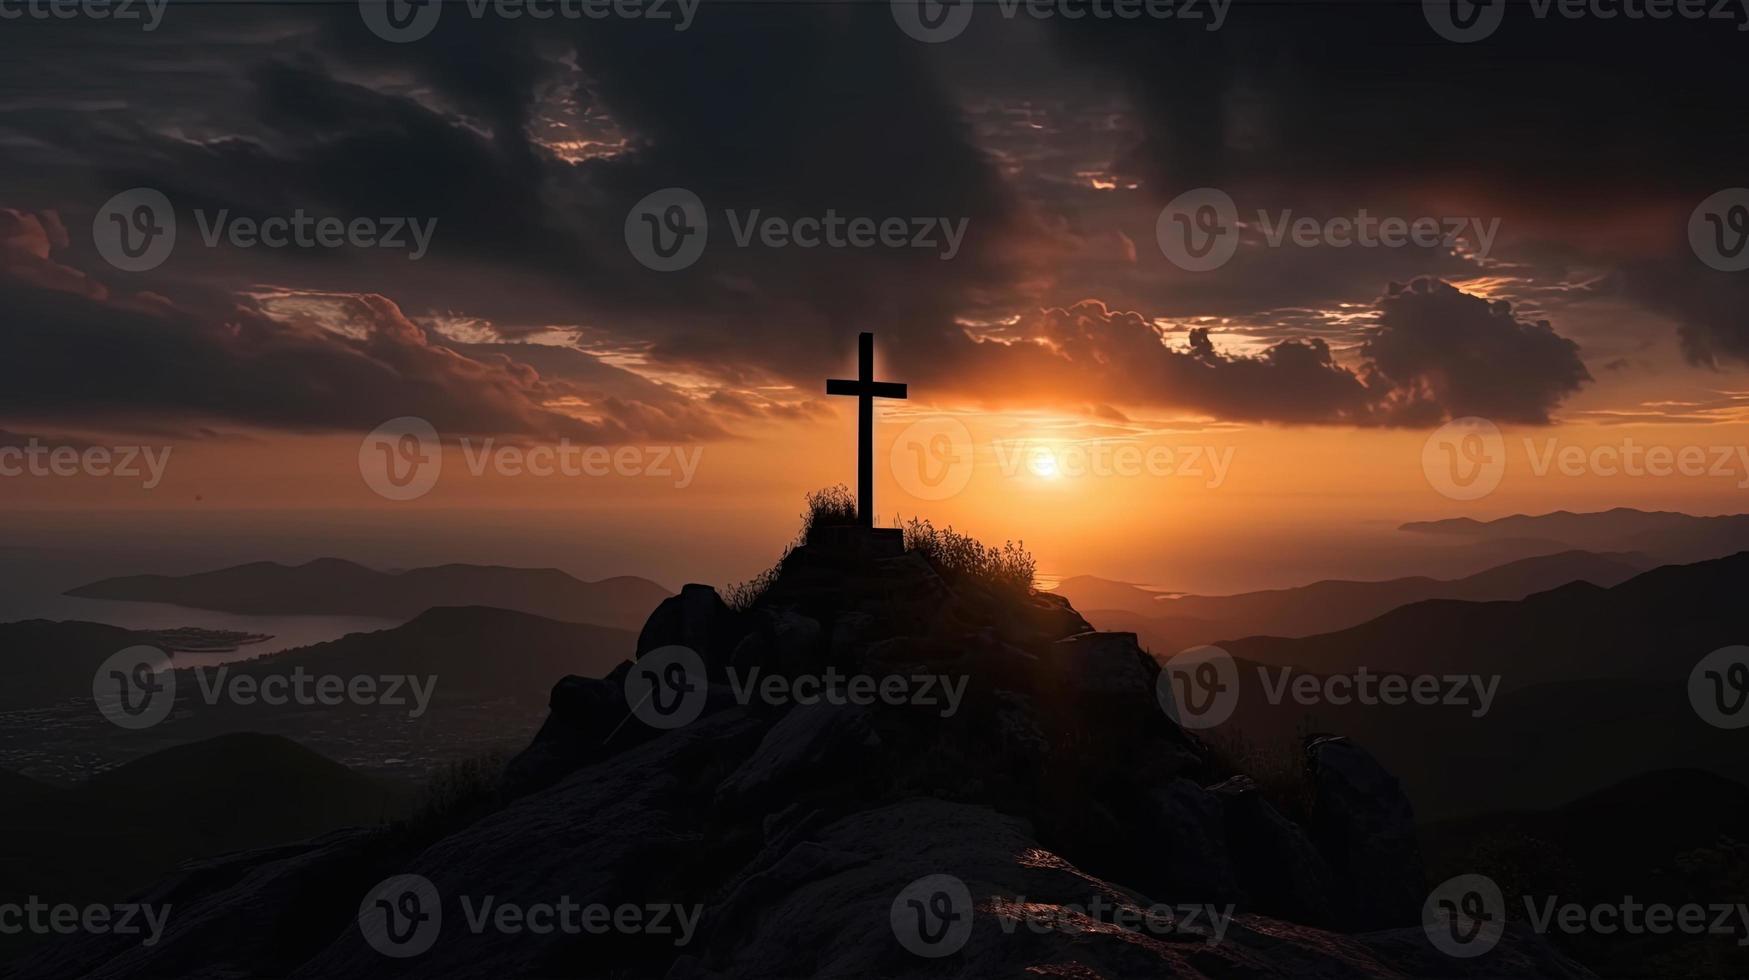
[1209,774,1342,926]
[1047,631,1155,699]
[637,583,740,667]
[1306,734,1425,928]
[1139,778,1243,904]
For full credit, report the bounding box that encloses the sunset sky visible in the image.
[2,4,1747,593]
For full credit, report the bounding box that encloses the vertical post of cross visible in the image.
[826,332,908,528]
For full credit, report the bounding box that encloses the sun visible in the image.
[1028,448,1062,480]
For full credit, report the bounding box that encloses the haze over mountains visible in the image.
[1062,549,1648,652]
[67,558,671,632]
[1401,508,1749,566]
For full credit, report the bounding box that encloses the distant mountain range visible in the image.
[1190,551,1749,819]
[0,608,636,782]
[1402,507,1749,566]
[1062,549,1648,652]
[66,558,671,631]
[1222,550,1748,689]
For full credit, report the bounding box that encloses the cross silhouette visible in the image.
[827,332,907,528]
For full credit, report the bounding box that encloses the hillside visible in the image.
[9,528,1588,979]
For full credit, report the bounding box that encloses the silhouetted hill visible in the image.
[0,733,413,959]
[1402,508,1749,566]
[233,605,634,701]
[0,619,143,709]
[67,558,670,631]
[1423,770,1749,977]
[1069,550,1646,652]
[14,531,1589,979]
[1222,551,1749,689]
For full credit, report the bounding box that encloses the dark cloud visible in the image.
[1360,278,1592,425]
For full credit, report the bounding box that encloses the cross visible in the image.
[826,332,908,528]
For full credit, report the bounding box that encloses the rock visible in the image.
[1046,631,1155,698]
[716,703,880,809]
[1307,734,1425,928]
[638,583,740,667]
[502,671,634,797]
[674,797,1590,980]
[7,829,380,980]
[1209,774,1341,926]
[999,589,1094,645]
[1139,778,1243,904]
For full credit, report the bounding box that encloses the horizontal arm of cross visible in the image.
[826,380,908,398]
